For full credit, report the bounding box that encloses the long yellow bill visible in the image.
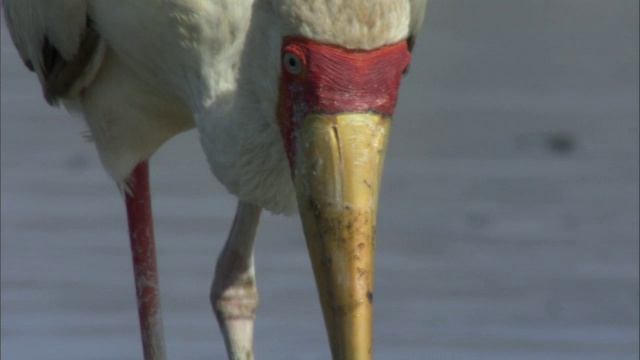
[294,113,391,359]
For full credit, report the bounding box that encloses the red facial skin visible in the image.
[277,37,412,168]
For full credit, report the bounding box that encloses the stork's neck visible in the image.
[173,1,254,117]
[93,0,254,117]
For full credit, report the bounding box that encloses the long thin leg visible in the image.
[125,161,166,360]
[211,201,262,360]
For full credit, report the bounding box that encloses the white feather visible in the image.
[3,0,86,66]
[199,0,419,214]
[3,0,428,212]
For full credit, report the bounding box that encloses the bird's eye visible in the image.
[283,52,303,75]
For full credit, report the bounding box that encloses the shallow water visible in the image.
[2,1,638,359]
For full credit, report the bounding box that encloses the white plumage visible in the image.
[3,0,427,211]
[202,1,417,214]
[2,1,428,358]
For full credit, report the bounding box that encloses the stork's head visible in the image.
[204,1,416,358]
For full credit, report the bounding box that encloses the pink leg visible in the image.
[211,201,262,360]
[125,162,166,360]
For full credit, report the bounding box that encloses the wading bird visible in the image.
[2,1,428,359]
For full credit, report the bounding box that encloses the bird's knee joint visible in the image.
[211,286,259,321]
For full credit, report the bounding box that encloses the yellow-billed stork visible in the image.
[2,1,428,359]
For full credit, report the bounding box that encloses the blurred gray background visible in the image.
[2,1,638,359]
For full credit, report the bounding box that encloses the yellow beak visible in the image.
[293,113,391,359]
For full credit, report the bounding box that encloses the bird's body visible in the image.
[3,0,253,182]
[3,1,428,358]
[4,0,426,205]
